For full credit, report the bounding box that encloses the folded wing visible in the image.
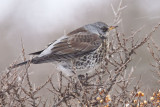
[32,27,102,63]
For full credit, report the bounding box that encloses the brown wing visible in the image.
[51,31,102,57]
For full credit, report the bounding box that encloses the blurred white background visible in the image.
[0,0,160,92]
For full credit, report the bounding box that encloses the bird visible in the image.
[9,22,117,76]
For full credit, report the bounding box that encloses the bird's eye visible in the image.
[101,26,108,32]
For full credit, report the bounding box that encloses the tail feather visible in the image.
[8,60,31,69]
[29,50,43,55]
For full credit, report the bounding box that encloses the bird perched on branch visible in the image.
[9,22,117,76]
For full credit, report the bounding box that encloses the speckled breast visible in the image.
[74,43,107,70]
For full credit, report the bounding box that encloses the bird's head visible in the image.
[93,22,118,35]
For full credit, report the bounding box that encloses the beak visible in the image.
[109,26,118,31]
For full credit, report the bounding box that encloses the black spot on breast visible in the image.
[81,56,87,61]
[93,54,98,58]
[87,60,90,64]
[76,61,80,66]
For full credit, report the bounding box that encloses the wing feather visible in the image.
[36,27,102,63]
[50,31,102,56]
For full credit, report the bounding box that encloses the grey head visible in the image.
[84,22,109,36]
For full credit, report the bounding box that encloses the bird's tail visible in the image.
[8,60,31,70]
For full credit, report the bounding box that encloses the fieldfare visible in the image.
[9,22,117,76]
